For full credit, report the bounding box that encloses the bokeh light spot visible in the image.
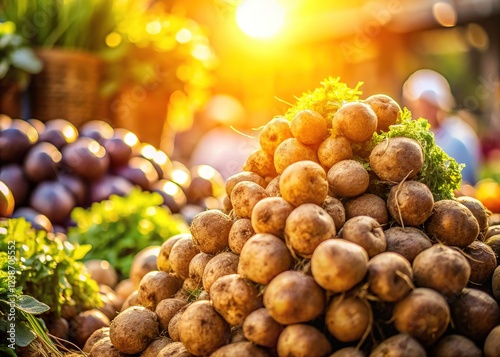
[466,23,489,51]
[236,0,285,39]
[123,132,139,147]
[105,32,122,47]
[176,28,192,43]
[192,44,212,61]
[432,2,457,27]
[146,20,162,35]
[162,181,181,196]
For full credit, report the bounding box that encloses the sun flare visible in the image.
[236,0,285,39]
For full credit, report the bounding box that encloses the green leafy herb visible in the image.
[0,218,102,318]
[284,77,363,122]
[371,108,464,201]
[0,249,63,357]
[0,251,20,299]
[68,189,189,278]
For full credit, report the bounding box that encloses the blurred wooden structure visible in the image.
[29,48,103,127]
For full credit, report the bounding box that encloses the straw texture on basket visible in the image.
[30,48,102,127]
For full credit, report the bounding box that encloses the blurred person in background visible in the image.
[403,69,482,185]
[173,94,259,180]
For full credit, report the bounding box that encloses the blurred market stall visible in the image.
[1,0,500,206]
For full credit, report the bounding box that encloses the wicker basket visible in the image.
[29,48,102,127]
[0,80,22,118]
[112,84,174,150]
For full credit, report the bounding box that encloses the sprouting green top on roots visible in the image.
[282,78,463,201]
[284,77,363,123]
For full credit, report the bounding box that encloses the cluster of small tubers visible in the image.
[84,93,500,357]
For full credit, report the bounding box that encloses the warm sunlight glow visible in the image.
[170,90,187,105]
[171,169,190,186]
[236,0,285,39]
[196,165,216,180]
[123,132,139,147]
[154,150,168,166]
[192,44,212,61]
[146,20,162,35]
[105,32,122,47]
[62,125,78,142]
[141,144,157,159]
[138,218,154,233]
[156,37,177,51]
[176,28,192,43]
[26,126,39,143]
[88,141,106,158]
[145,206,158,217]
[176,65,192,81]
[162,180,181,196]
[433,2,457,27]
[99,260,111,269]
[0,182,9,197]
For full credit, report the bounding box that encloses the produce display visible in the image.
[1,219,102,316]
[0,114,223,355]
[0,249,62,357]
[0,116,225,231]
[0,218,103,356]
[67,189,189,279]
[2,76,500,356]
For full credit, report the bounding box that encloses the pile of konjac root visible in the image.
[84,88,500,357]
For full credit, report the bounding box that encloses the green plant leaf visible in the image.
[0,346,18,357]
[0,33,14,49]
[8,48,43,74]
[0,59,9,79]
[14,321,36,347]
[0,318,8,331]
[284,77,363,122]
[1,218,102,317]
[68,188,189,278]
[66,242,92,261]
[15,296,49,315]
